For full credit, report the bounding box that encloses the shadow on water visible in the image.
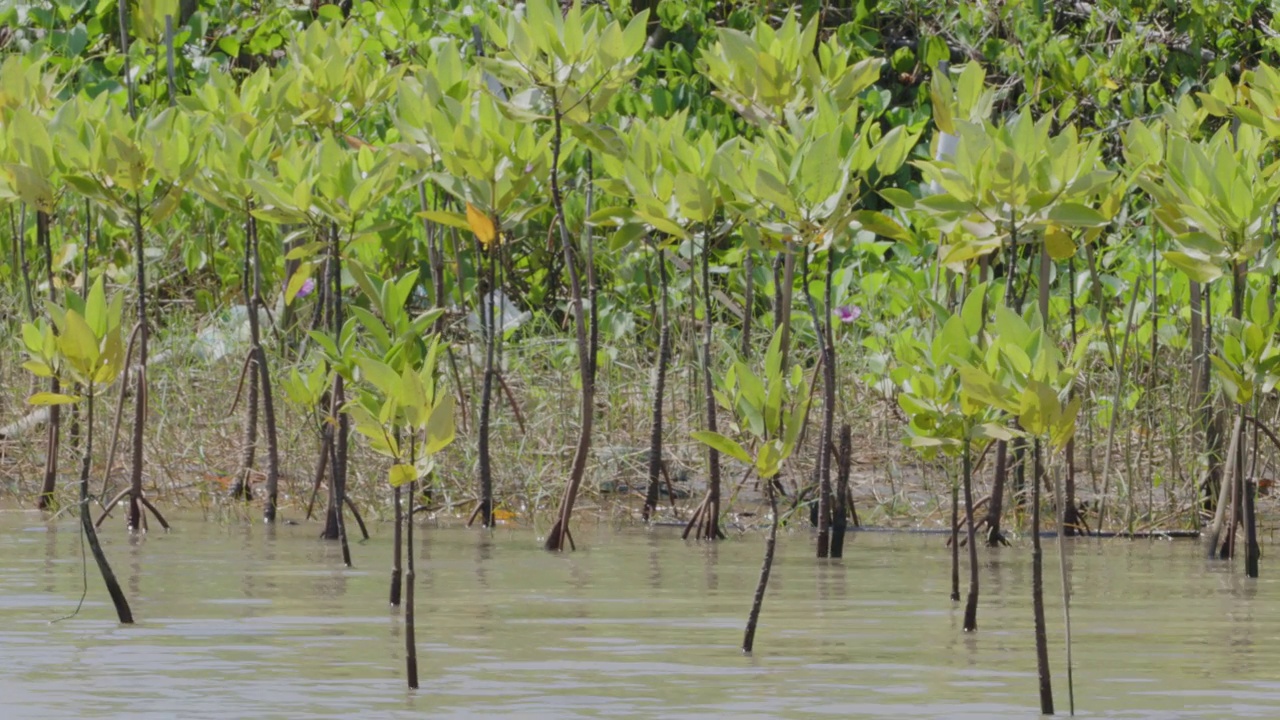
[1,512,1279,719]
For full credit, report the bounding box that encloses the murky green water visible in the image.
[1,510,1278,719]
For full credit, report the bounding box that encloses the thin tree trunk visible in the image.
[684,231,724,541]
[15,205,36,321]
[831,424,852,558]
[950,479,960,602]
[391,484,403,605]
[742,477,779,653]
[741,250,754,356]
[1206,413,1244,558]
[985,439,1009,546]
[1052,464,1076,715]
[231,222,259,502]
[962,438,979,631]
[127,204,148,531]
[37,210,61,510]
[475,243,496,528]
[1032,440,1054,715]
[643,245,670,521]
[325,223,352,565]
[249,212,282,523]
[80,387,134,624]
[405,477,419,688]
[776,245,795,371]
[545,104,594,552]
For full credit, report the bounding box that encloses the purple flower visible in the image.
[296,277,316,299]
[834,305,862,324]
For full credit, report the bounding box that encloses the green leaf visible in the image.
[418,209,473,232]
[958,365,1018,413]
[691,430,752,464]
[1163,251,1223,284]
[1048,203,1109,227]
[851,210,910,241]
[85,277,108,337]
[356,357,401,397]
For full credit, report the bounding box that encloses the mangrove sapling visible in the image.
[4,107,68,510]
[956,303,1083,713]
[59,98,197,532]
[691,328,808,653]
[898,286,996,630]
[1198,288,1280,570]
[468,0,647,551]
[348,336,455,689]
[1133,117,1280,557]
[22,278,134,623]
[191,118,286,520]
[396,67,548,526]
[910,93,1115,539]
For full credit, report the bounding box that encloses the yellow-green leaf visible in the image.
[1044,225,1076,260]
[424,394,455,454]
[388,463,417,487]
[21,360,54,378]
[28,392,81,406]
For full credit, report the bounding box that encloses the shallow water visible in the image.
[1,511,1278,719]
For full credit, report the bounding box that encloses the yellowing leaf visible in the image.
[1044,225,1076,260]
[466,202,498,249]
[388,463,417,487]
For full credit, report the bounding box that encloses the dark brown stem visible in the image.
[475,237,496,528]
[1032,440,1054,715]
[127,200,148,532]
[37,210,62,511]
[405,477,419,688]
[830,424,853,557]
[950,480,960,602]
[79,386,134,623]
[984,439,1010,546]
[391,484,402,606]
[684,229,723,541]
[962,438,979,632]
[305,422,331,521]
[544,102,594,552]
[741,250,753,356]
[248,211,281,524]
[742,477,779,653]
[643,244,670,522]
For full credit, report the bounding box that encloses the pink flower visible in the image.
[835,305,862,324]
[297,277,316,299]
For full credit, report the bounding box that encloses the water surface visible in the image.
[1,511,1277,719]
